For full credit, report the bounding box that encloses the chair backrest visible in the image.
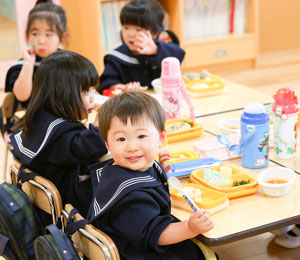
[62,204,120,260]
[9,159,63,225]
[1,92,22,124]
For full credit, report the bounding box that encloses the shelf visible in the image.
[61,0,258,74]
[182,33,257,69]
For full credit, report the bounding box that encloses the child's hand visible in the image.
[188,210,214,234]
[125,81,141,91]
[22,45,36,65]
[159,150,171,174]
[135,30,158,55]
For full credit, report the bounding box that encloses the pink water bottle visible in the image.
[272,87,298,159]
[160,57,195,120]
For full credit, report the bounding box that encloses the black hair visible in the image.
[120,0,164,36]
[98,91,166,141]
[21,50,99,135]
[26,0,67,40]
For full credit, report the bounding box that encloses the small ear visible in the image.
[105,141,110,150]
[61,31,69,44]
[159,129,167,148]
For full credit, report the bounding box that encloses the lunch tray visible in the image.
[168,158,222,178]
[166,118,204,143]
[168,150,199,164]
[183,72,226,98]
[190,165,258,199]
[170,183,229,214]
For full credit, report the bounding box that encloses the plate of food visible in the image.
[170,183,229,214]
[190,165,258,199]
[166,118,204,143]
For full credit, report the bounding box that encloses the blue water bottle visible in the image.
[240,103,270,168]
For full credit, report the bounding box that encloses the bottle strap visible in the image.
[217,134,240,154]
[178,79,195,120]
[239,125,255,149]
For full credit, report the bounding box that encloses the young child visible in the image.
[99,0,185,93]
[9,50,108,218]
[89,92,215,259]
[1,0,67,134]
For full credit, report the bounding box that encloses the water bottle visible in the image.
[160,57,195,120]
[240,103,270,168]
[272,87,298,159]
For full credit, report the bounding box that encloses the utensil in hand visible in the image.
[168,176,199,212]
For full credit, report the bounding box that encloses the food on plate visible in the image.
[183,186,202,202]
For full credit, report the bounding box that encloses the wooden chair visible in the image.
[9,159,63,225]
[62,204,120,260]
[1,92,22,180]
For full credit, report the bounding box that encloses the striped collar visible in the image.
[109,50,139,64]
[13,118,65,159]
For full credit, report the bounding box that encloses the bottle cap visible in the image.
[241,103,269,125]
[272,87,298,114]
[160,57,181,85]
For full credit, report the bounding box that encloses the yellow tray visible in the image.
[190,165,258,199]
[168,150,199,164]
[183,73,225,97]
[166,118,204,143]
[170,183,229,214]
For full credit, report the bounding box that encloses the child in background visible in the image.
[89,92,215,260]
[1,0,67,134]
[9,50,108,218]
[99,0,185,93]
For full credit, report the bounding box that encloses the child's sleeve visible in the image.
[47,124,108,164]
[108,189,174,252]
[5,65,22,92]
[99,56,123,93]
[145,41,185,67]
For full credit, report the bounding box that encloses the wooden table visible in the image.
[167,113,300,246]
[150,78,272,118]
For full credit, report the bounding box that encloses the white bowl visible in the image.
[151,78,162,93]
[257,167,296,197]
[217,118,240,135]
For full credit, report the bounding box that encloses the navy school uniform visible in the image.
[0,56,42,134]
[10,110,108,217]
[99,40,185,93]
[88,159,206,260]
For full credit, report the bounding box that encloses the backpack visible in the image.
[34,224,80,260]
[0,182,43,260]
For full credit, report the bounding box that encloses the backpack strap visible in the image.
[17,164,39,188]
[65,208,89,236]
[0,233,9,256]
[46,224,74,260]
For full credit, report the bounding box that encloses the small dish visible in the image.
[217,118,240,135]
[257,167,296,197]
[151,78,162,93]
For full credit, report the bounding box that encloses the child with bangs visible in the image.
[9,50,107,219]
[1,0,68,135]
[99,0,185,93]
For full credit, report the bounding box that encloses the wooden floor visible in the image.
[1,49,300,259]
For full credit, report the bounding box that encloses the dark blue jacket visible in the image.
[88,159,205,260]
[10,110,108,217]
[99,40,185,93]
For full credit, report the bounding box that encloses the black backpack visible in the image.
[34,224,80,260]
[0,182,43,259]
